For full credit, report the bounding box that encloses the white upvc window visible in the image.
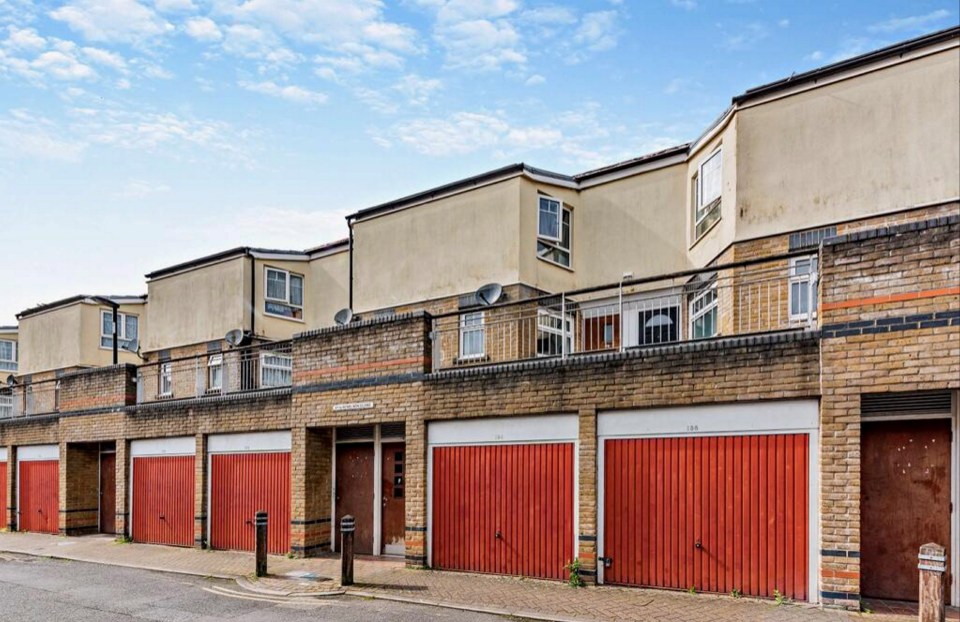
[694,148,722,239]
[789,257,819,320]
[537,196,572,268]
[207,354,223,392]
[0,339,16,372]
[159,362,173,397]
[101,311,138,350]
[536,309,574,357]
[264,267,304,320]
[689,279,719,339]
[0,393,11,418]
[459,311,485,360]
[260,352,293,387]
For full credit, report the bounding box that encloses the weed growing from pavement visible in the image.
[564,558,585,588]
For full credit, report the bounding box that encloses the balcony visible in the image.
[429,251,820,372]
[136,340,293,404]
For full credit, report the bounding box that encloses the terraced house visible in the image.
[1,27,958,611]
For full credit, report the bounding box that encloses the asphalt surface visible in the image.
[0,552,506,621]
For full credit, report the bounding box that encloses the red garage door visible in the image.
[432,443,574,580]
[0,460,6,524]
[19,460,59,534]
[132,456,194,547]
[210,452,290,554]
[604,434,809,600]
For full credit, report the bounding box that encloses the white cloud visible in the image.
[720,22,769,51]
[393,73,442,106]
[221,23,301,65]
[188,206,351,251]
[239,80,327,105]
[184,16,222,42]
[505,126,562,149]
[385,111,509,155]
[524,73,545,86]
[436,17,525,70]
[806,50,824,62]
[50,0,174,44]
[521,6,576,25]
[0,109,87,161]
[867,10,951,34]
[4,26,45,50]
[31,50,96,79]
[777,18,790,28]
[669,0,697,10]
[115,178,171,197]
[573,11,620,52]
[153,0,195,12]
[82,46,127,71]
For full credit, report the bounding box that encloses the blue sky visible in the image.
[0,0,957,324]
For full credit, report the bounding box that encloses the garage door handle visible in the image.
[495,530,502,540]
[245,520,253,526]
[159,515,166,521]
[695,539,702,550]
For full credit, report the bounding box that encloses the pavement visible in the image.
[0,530,948,622]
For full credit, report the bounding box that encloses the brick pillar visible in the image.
[4,446,14,531]
[577,407,598,584]
[115,440,129,538]
[60,443,99,536]
[291,426,332,557]
[818,376,862,609]
[194,434,208,549]
[404,414,427,568]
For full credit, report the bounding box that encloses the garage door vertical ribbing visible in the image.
[0,462,5,529]
[132,456,195,546]
[19,460,59,534]
[604,434,808,600]
[210,452,290,554]
[432,443,574,580]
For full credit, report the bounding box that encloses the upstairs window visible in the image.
[159,362,173,397]
[459,311,485,360]
[536,309,574,357]
[265,267,304,319]
[101,311,138,350]
[207,354,223,392]
[537,196,572,268]
[0,392,11,418]
[0,339,16,372]
[694,149,722,239]
[260,352,293,387]
[789,257,819,320]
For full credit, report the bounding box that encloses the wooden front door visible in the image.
[336,443,374,555]
[862,419,952,601]
[381,442,405,555]
[99,452,116,534]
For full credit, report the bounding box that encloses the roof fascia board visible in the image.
[577,152,688,189]
[146,253,248,283]
[249,251,309,262]
[688,107,735,158]
[523,169,580,190]
[308,245,349,260]
[736,38,958,111]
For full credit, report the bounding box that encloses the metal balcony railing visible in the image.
[0,377,61,419]
[136,340,293,404]
[430,251,820,372]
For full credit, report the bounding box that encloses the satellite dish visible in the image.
[120,339,139,353]
[334,308,354,326]
[5,374,16,387]
[225,329,246,347]
[476,283,503,306]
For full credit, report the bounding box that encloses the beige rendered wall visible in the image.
[79,301,146,368]
[305,250,350,329]
[576,163,691,287]
[735,46,960,241]
[518,178,580,294]
[144,256,248,353]
[18,305,82,375]
[352,177,523,313]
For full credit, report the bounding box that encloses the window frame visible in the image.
[689,279,719,339]
[207,354,223,393]
[788,256,819,321]
[536,308,574,357]
[100,310,138,350]
[537,196,563,242]
[264,266,305,320]
[458,311,486,361]
[537,198,573,269]
[259,351,293,387]
[0,392,11,418]
[0,339,16,372]
[693,148,722,240]
[158,362,173,397]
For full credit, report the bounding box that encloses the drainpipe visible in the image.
[247,249,256,338]
[347,218,355,310]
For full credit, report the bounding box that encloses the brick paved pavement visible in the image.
[0,531,921,622]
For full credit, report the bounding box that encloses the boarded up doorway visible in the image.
[335,443,374,555]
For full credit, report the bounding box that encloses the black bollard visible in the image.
[340,515,355,586]
[255,511,268,578]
